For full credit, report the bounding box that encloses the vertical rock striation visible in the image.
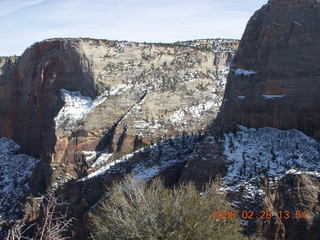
[216,0,320,140]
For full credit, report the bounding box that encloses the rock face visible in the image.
[182,0,320,183]
[0,38,239,239]
[0,56,18,76]
[180,0,320,239]
[262,173,320,240]
[0,38,238,195]
[217,0,320,140]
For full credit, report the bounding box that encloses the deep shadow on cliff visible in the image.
[179,1,320,239]
[182,0,320,184]
[215,0,320,140]
[0,40,101,195]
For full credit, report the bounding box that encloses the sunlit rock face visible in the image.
[0,38,238,192]
[215,0,320,141]
[0,39,238,239]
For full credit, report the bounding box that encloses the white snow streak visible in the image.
[293,21,303,26]
[262,95,285,99]
[234,68,257,76]
[109,84,133,96]
[91,152,114,168]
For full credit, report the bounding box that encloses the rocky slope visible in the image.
[0,38,238,229]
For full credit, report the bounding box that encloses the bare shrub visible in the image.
[91,177,264,240]
[5,217,30,240]
[34,192,74,240]
[5,192,73,240]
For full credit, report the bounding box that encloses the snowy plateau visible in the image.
[0,138,38,220]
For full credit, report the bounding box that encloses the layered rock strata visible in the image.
[0,38,238,194]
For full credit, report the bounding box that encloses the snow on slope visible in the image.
[54,89,114,129]
[0,138,38,220]
[80,136,200,182]
[169,88,220,125]
[55,85,134,129]
[223,126,320,199]
[54,89,93,128]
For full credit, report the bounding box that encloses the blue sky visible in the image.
[1,0,267,56]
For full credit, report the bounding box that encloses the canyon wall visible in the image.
[215,0,320,140]
[0,38,238,195]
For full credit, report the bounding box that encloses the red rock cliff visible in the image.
[216,0,320,140]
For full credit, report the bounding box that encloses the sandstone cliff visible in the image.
[0,56,18,76]
[217,0,320,140]
[2,1,320,239]
[0,38,238,228]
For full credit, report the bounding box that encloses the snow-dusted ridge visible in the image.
[80,136,200,182]
[0,138,39,220]
[222,125,320,199]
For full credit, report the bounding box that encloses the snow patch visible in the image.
[293,21,303,26]
[82,151,100,163]
[54,89,108,129]
[187,94,216,118]
[234,68,257,76]
[133,120,161,131]
[286,169,320,177]
[223,126,320,187]
[109,84,133,96]
[91,152,114,168]
[132,164,161,180]
[81,136,200,182]
[0,138,39,220]
[81,152,136,181]
[170,109,186,125]
[262,94,285,99]
[169,89,219,125]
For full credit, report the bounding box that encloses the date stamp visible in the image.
[210,210,308,220]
